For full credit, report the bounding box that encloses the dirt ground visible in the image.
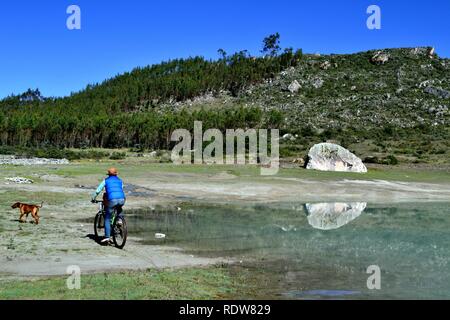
[1,161,449,279]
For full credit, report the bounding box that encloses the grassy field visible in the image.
[3,147,449,183]
[51,160,450,183]
[2,160,449,187]
[0,266,254,300]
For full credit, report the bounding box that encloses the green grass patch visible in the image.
[275,166,450,183]
[11,160,450,184]
[0,266,251,300]
[0,190,83,209]
[2,157,449,186]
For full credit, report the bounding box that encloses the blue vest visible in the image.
[105,176,125,201]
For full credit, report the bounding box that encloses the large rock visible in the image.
[305,202,367,230]
[306,143,367,173]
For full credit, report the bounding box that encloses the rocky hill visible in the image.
[156,47,450,165]
[1,46,449,165]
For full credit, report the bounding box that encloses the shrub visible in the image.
[383,155,399,165]
[364,155,398,165]
[109,152,127,160]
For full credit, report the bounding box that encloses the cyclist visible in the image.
[92,167,126,244]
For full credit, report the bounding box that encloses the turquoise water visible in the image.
[127,201,450,299]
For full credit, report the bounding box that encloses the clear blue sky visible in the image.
[0,0,449,98]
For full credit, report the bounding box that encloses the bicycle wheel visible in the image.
[94,212,104,240]
[112,215,127,249]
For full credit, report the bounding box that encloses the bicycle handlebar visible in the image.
[92,200,104,204]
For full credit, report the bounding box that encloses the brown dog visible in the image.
[11,202,43,224]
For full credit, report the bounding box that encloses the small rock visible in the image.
[155,233,166,239]
[292,158,305,166]
[282,133,295,141]
[320,61,331,70]
[288,80,301,93]
[312,78,324,89]
[418,80,434,88]
[5,177,34,184]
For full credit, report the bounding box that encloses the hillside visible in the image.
[0,45,449,165]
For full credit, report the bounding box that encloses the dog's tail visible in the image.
[38,201,44,208]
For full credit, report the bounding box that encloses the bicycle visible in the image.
[92,200,128,249]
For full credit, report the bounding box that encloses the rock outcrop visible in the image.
[428,47,436,58]
[306,143,367,173]
[424,86,450,99]
[370,51,390,65]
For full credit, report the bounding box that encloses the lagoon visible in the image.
[128,201,450,299]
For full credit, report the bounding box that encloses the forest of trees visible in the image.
[0,34,301,150]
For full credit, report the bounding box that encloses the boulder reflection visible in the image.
[305,202,367,230]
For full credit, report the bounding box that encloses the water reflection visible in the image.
[305,202,367,230]
[126,202,450,299]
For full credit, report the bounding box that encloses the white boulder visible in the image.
[306,143,367,173]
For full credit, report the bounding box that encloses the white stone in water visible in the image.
[305,202,367,230]
[306,143,367,173]
[155,233,166,239]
